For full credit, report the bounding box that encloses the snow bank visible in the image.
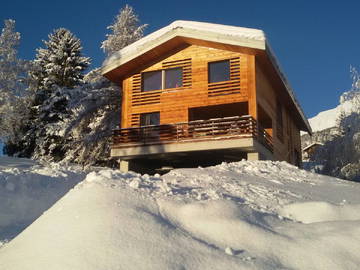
[0,174,259,270]
[159,199,360,269]
[280,201,360,223]
[0,156,84,241]
[1,159,360,269]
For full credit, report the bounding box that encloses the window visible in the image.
[142,68,183,92]
[142,71,162,92]
[165,68,183,89]
[140,112,160,126]
[140,112,160,140]
[208,60,230,83]
[276,100,283,141]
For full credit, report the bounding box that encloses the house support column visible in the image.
[119,160,130,172]
[247,152,260,161]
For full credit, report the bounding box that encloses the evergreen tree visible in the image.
[16,28,90,161]
[0,19,30,149]
[101,4,147,56]
[31,28,90,90]
[60,70,121,167]
[57,6,148,167]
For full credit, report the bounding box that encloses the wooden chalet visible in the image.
[101,21,312,172]
[302,142,323,160]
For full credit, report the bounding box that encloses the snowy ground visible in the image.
[0,157,360,269]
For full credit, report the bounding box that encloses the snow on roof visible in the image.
[101,20,266,71]
[101,20,311,133]
[302,142,324,152]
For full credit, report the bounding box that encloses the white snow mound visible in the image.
[279,201,360,223]
[1,159,360,269]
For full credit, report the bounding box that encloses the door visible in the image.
[140,112,160,142]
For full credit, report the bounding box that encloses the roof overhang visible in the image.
[101,20,312,134]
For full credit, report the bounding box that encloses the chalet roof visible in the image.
[101,20,312,134]
[302,142,324,152]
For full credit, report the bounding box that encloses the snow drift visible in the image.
[0,158,360,269]
[0,156,84,241]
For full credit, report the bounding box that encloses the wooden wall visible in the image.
[255,61,301,164]
[121,45,254,128]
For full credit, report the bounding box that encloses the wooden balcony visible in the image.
[112,115,273,153]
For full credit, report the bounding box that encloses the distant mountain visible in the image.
[308,90,359,132]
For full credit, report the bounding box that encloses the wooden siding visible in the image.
[255,61,301,163]
[121,45,251,128]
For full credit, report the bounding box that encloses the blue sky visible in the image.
[1,0,359,118]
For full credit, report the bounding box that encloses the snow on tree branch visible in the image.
[101,4,148,56]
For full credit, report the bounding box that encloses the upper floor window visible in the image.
[208,60,230,83]
[142,68,183,92]
[165,68,183,89]
[142,70,162,92]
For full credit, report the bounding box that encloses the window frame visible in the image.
[141,67,183,92]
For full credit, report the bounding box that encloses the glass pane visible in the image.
[142,71,162,92]
[140,112,160,126]
[165,68,183,89]
[208,60,230,83]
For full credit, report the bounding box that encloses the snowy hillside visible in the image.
[1,157,360,269]
[308,97,356,132]
[0,157,84,242]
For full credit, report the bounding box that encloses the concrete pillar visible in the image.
[119,160,129,172]
[247,152,260,161]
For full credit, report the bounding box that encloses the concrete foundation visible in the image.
[119,160,129,172]
[247,152,260,161]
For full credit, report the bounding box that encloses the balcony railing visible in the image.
[112,115,273,152]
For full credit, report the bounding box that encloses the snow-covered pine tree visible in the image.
[59,70,121,166]
[101,4,147,56]
[57,6,148,167]
[0,19,31,151]
[17,28,91,161]
[31,28,90,90]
